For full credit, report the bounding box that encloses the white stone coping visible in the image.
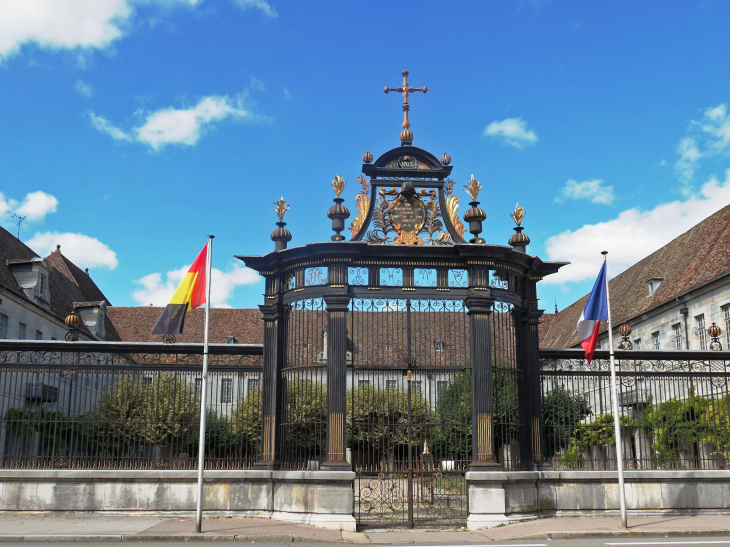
[0,469,356,481]
[466,470,730,482]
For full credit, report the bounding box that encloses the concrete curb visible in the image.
[0,534,340,543]
[509,529,730,540]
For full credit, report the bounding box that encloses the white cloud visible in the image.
[90,112,133,141]
[231,0,278,17]
[544,169,730,285]
[483,117,538,149]
[249,77,265,91]
[132,262,261,307]
[555,179,614,205]
[675,103,730,189]
[0,190,57,224]
[75,80,94,97]
[15,191,58,221]
[91,94,256,150]
[0,0,201,63]
[27,231,119,270]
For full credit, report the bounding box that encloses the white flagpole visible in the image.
[602,251,628,529]
[195,235,214,534]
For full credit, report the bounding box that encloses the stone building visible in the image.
[541,203,730,351]
[0,226,119,342]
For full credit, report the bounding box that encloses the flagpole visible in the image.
[602,251,628,529]
[195,235,214,534]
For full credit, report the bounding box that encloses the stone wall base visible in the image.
[466,470,730,530]
[0,470,356,532]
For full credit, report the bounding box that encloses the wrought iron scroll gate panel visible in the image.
[349,298,470,528]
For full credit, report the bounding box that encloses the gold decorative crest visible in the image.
[465,174,482,202]
[331,173,346,198]
[350,175,370,237]
[511,203,526,226]
[274,197,290,222]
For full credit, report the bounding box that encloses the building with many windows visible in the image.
[542,203,730,350]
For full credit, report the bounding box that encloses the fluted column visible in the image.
[321,294,352,470]
[254,302,286,469]
[466,296,500,469]
[524,279,546,469]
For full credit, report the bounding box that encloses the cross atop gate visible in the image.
[384,70,427,145]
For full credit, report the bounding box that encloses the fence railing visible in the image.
[0,340,263,470]
[540,348,730,471]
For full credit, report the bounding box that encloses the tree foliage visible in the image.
[541,384,592,457]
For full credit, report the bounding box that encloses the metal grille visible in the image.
[0,342,263,470]
[540,349,730,471]
[281,298,327,469]
[349,298,469,528]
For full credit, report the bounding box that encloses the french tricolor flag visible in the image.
[577,262,609,364]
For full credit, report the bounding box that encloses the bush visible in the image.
[4,407,75,455]
[230,386,262,451]
[78,374,199,455]
[559,413,637,467]
[643,390,710,466]
[700,394,730,459]
[541,385,592,458]
[347,383,432,454]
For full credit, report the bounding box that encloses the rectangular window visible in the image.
[672,323,683,349]
[40,275,47,296]
[434,340,444,352]
[143,377,153,386]
[634,338,641,349]
[411,380,422,391]
[221,379,233,404]
[386,344,393,351]
[437,380,448,400]
[35,330,43,340]
[385,380,397,389]
[358,379,370,387]
[696,314,707,350]
[652,331,660,350]
[723,304,730,349]
[18,323,26,340]
[195,378,202,395]
[0,314,8,339]
[247,378,260,389]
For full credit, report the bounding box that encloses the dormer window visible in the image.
[434,340,444,352]
[647,277,663,296]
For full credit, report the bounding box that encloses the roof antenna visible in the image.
[11,214,27,239]
[555,299,558,314]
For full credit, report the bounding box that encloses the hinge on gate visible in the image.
[406,370,412,381]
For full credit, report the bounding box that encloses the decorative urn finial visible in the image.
[462,175,486,244]
[508,203,531,253]
[618,323,633,350]
[440,152,451,166]
[271,197,292,251]
[708,322,723,350]
[327,174,350,241]
[362,150,373,164]
[64,310,81,341]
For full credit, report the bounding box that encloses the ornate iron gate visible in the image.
[349,298,470,528]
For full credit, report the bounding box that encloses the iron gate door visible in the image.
[349,298,470,528]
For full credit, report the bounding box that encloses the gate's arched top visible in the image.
[362,146,451,181]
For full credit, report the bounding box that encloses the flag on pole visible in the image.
[577,262,609,364]
[151,244,208,335]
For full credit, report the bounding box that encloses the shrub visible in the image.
[541,385,592,457]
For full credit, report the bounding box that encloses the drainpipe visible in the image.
[680,307,690,349]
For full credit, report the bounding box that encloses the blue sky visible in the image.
[2,0,730,311]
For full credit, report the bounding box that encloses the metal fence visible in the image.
[540,348,730,471]
[0,341,263,470]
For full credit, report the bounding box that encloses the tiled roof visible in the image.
[0,226,38,290]
[539,313,555,347]
[107,307,265,344]
[542,203,730,348]
[47,249,111,305]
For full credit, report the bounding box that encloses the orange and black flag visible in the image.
[151,244,208,335]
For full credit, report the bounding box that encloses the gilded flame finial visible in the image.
[274,197,290,222]
[511,203,526,226]
[331,173,346,198]
[464,174,482,202]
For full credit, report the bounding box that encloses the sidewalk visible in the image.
[0,514,729,543]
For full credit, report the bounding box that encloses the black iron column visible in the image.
[322,293,352,470]
[255,300,286,469]
[515,305,534,468]
[524,279,545,469]
[466,295,500,469]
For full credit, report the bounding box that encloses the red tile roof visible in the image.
[542,203,730,348]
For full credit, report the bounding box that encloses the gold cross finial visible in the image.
[384,70,427,144]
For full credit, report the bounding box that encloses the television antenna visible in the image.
[11,214,27,239]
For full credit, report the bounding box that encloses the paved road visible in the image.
[8,539,730,546]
